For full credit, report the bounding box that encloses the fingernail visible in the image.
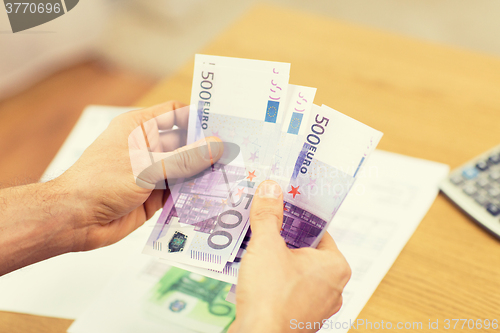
[200,139,220,161]
[257,181,282,199]
[209,141,220,158]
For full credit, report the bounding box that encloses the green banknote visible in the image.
[145,267,236,333]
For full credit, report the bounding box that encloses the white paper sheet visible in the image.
[0,105,158,320]
[321,150,449,332]
[67,150,449,333]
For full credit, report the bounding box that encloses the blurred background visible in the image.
[1,0,500,98]
[1,0,499,183]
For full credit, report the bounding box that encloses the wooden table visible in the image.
[2,4,500,332]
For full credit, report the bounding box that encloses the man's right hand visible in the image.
[229,180,351,333]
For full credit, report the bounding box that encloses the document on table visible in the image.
[0,105,155,320]
[322,150,449,332]
[68,150,449,333]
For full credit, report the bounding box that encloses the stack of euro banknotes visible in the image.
[142,54,383,285]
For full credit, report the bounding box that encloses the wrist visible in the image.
[45,177,92,252]
[43,179,89,252]
[0,181,84,275]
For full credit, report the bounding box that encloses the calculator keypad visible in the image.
[452,152,500,218]
[486,203,500,217]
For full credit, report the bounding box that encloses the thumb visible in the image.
[134,137,224,189]
[249,180,284,238]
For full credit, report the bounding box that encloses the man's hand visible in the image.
[56,101,223,251]
[229,180,351,333]
[0,101,224,276]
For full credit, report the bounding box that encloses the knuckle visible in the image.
[323,254,351,286]
[344,262,352,281]
[338,257,352,280]
[323,291,343,318]
[165,100,177,108]
[328,251,350,274]
[110,113,126,125]
[331,295,343,315]
[156,100,177,113]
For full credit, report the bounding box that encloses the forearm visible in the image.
[0,181,80,276]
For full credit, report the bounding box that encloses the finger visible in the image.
[101,210,147,247]
[134,112,187,153]
[159,129,187,152]
[249,180,284,237]
[129,101,189,130]
[161,136,223,180]
[132,100,184,119]
[172,104,189,129]
[154,104,190,131]
[142,119,161,152]
[134,136,224,189]
[143,189,167,219]
[316,231,340,252]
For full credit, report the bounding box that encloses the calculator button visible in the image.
[475,177,490,188]
[487,187,500,199]
[450,174,464,185]
[486,203,500,216]
[489,171,500,182]
[463,185,476,196]
[489,153,500,165]
[473,193,489,206]
[476,160,489,171]
[462,168,479,180]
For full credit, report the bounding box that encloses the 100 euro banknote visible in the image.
[144,264,235,333]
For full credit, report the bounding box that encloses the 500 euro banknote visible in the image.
[143,55,292,270]
[153,104,383,284]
